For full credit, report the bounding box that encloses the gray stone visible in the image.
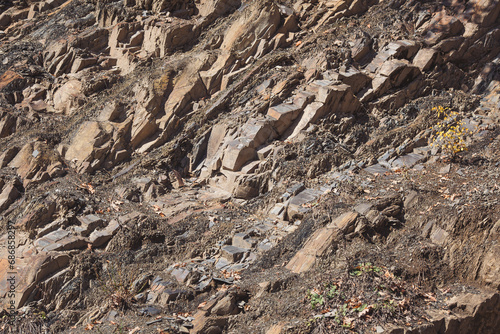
[232,232,256,249]
[354,203,373,216]
[89,219,121,247]
[221,245,247,262]
[76,214,104,236]
[171,268,190,283]
[287,188,322,218]
[391,153,425,170]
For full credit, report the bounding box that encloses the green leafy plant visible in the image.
[307,289,324,309]
[349,262,382,276]
[431,106,472,157]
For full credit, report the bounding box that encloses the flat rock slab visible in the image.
[221,245,247,262]
[0,249,70,308]
[391,153,424,170]
[364,163,390,175]
[287,188,323,218]
[89,219,121,247]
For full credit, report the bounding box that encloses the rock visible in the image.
[365,40,420,73]
[53,80,85,114]
[171,268,191,284]
[222,138,256,171]
[34,229,87,252]
[470,0,500,27]
[221,245,247,262]
[64,121,113,173]
[231,171,269,199]
[240,118,277,148]
[0,250,70,308]
[191,310,227,334]
[286,226,339,273]
[478,245,500,289]
[17,200,56,231]
[419,9,464,45]
[0,183,21,212]
[211,294,238,315]
[339,67,370,94]
[390,153,424,170]
[327,211,358,233]
[313,82,361,114]
[0,147,19,167]
[412,48,438,72]
[267,103,303,135]
[287,188,322,219]
[89,218,121,247]
[351,35,372,62]
[232,233,256,249]
[283,102,325,140]
[75,215,103,237]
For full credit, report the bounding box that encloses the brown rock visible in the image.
[327,211,359,233]
[0,147,19,168]
[0,250,70,308]
[339,67,370,94]
[211,294,238,315]
[412,48,438,71]
[53,80,85,114]
[64,121,113,173]
[222,138,256,171]
[267,103,302,134]
[283,102,325,140]
[0,183,21,213]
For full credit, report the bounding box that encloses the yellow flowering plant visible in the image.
[430,106,472,158]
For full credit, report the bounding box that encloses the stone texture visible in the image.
[267,103,302,135]
[221,245,247,262]
[53,80,84,114]
[222,138,256,171]
[413,48,438,71]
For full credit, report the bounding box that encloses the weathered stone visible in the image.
[53,80,84,114]
[64,121,113,173]
[286,222,342,273]
[354,203,373,216]
[232,233,256,249]
[339,67,370,94]
[412,48,438,72]
[267,103,302,134]
[316,83,361,114]
[0,183,20,212]
[283,102,325,140]
[212,294,238,316]
[391,153,424,170]
[419,9,464,45]
[327,211,358,233]
[221,245,247,262]
[171,268,190,284]
[240,118,277,148]
[287,188,322,219]
[222,138,256,172]
[34,229,87,252]
[351,35,372,62]
[76,215,103,237]
[269,203,286,221]
[241,160,260,174]
[0,251,70,308]
[365,40,420,73]
[471,0,500,27]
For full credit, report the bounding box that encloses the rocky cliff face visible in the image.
[0,0,500,333]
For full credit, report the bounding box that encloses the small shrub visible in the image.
[430,106,472,158]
